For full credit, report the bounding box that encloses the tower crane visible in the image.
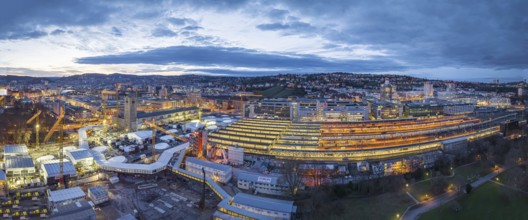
[44,105,65,143]
[101,90,119,135]
[26,110,42,147]
[235,93,262,114]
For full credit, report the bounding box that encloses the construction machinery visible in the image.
[43,106,65,143]
[235,93,262,113]
[26,110,42,147]
[143,119,201,159]
[101,90,119,135]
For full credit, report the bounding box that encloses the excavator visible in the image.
[143,118,202,160]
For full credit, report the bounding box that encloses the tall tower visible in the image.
[124,93,138,132]
[424,81,434,99]
[380,79,393,101]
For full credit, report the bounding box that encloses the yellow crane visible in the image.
[235,93,262,113]
[43,106,65,143]
[26,110,42,147]
[101,90,119,135]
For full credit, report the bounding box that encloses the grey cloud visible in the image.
[262,0,528,70]
[167,17,197,26]
[0,0,117,40]
[50,29,67,35]
[111,27,122,36]
[75,45,405,73]
[151,27,178,37]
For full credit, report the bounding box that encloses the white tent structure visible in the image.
[155,143,170,150]
[126,130,152,144]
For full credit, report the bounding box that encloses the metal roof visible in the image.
[5,156,35,169]
[137,107,198,119]
[42,160,77,177]
[67,149,93,160]
[185,157,232,173]
[442,136,468,144]
[48,187,86,203]
[232,193,296,214]
[237,172,284,185]
[216,199,275,220]
[3,144,28,154]
[116,214,137,220]
[51,200,95,220]
[88,186,107,199]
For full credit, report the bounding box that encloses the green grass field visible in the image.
[409,162,492,202]
[419,182,528,220]
[320,191,414,220]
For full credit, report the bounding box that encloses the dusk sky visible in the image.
[0,0,526,82]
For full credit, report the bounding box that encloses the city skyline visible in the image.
[1,0,527,82]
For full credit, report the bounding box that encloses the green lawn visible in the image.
[419,182,528,220]
[409,162,492,202]
[453,161,493,182]
[301,191,414,220]
[330,192,414,220]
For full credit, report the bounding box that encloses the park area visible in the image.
[418,181,528,220]
[409,161,494,202]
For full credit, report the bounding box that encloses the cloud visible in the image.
[259,0,528,70]
[0,67,64,77]
[111,27,122,36]
[151,27,178,37]
[75,45,405,73]
[267,9,289,20]
[167,17,197,26]
[2,30,48,40]
[0,0,117,40]
[50,29,67,35]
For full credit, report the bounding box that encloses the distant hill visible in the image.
[257,86,306,98]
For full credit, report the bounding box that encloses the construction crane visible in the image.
[101,90,119,135]
[235,93,262,113]
[143,119,202,158]
[44,105,65,143]
[58,111,66,189]
[26,110,42,147]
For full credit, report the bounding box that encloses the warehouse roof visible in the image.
[237,172,284,185]
[42,160,77,177]
[51,200,95,220]
[48,187,86,203]
[185,157,232,173]
[5,156,35,169]
[3,144,29,155]
[88,186,108,199]
[67,149,93,160]
[137,107,198,118]
[232,193,296,214]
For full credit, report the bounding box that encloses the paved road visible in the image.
[402,167,506,220]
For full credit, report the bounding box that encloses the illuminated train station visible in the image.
[208,114,515,173]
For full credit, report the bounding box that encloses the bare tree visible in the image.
[280,160,305,196]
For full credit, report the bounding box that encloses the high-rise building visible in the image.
[446,82,456,92]
[424,81,434,99]
[123,93,137,132]
[380,79,393,101]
